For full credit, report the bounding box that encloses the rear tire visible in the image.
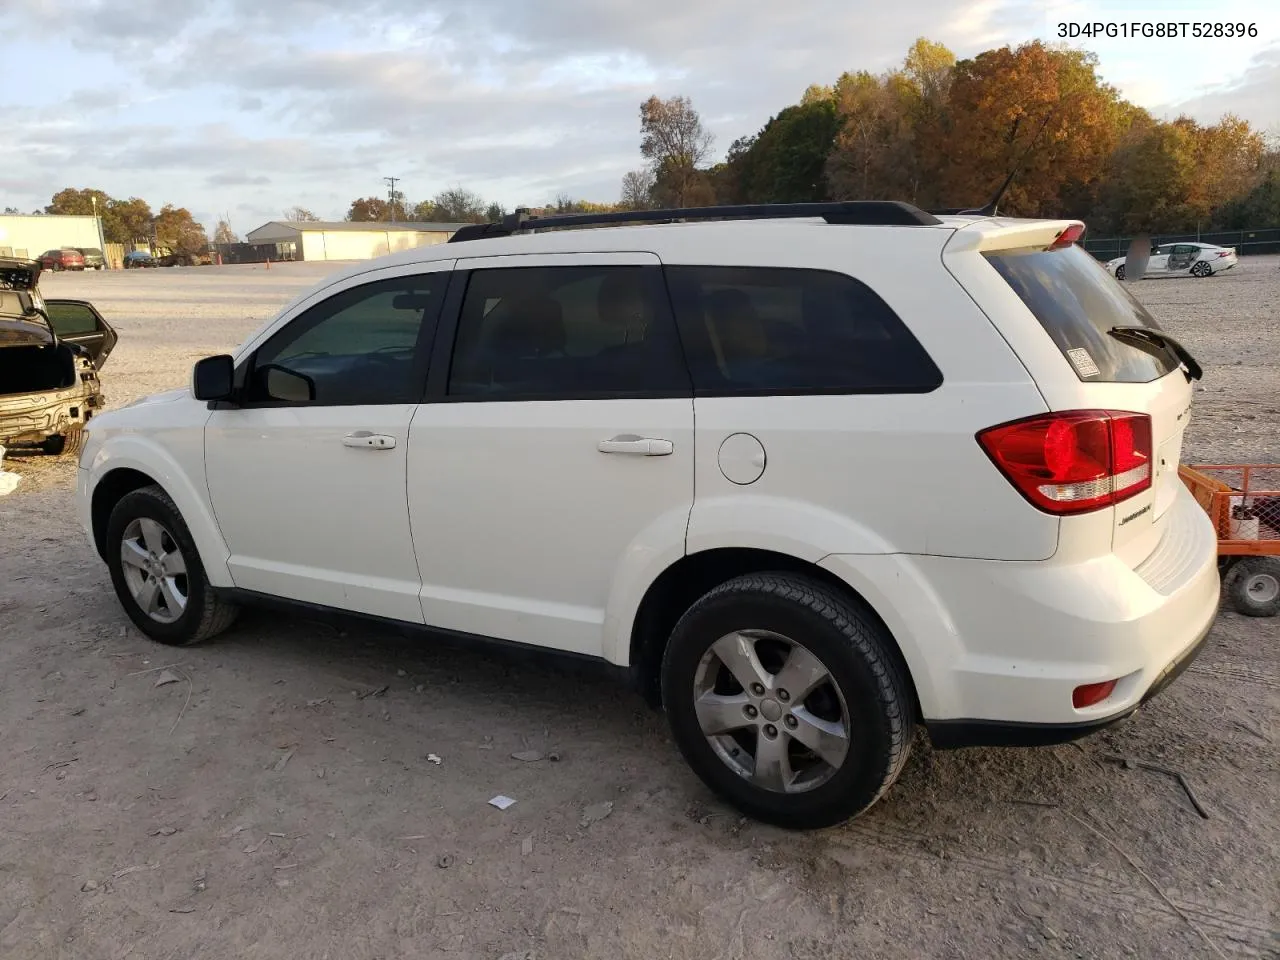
[106,485,240,645]
[1191,262,1212,277]
[1225,558,1280,617]
[660,572,914,829]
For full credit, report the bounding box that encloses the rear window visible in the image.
[984,244,1179,383]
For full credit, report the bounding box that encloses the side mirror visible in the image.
[193,354,235,401]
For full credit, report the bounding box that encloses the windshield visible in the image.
[984,244,1180,383]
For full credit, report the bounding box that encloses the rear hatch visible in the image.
[982,240,1197,562]
[944,222,1199,565]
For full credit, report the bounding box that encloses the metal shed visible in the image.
[243,220,472,262]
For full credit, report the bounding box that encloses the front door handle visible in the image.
[598,435,673,456]
[343,431,397,450]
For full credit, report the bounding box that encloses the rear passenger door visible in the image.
[407,253,694,657]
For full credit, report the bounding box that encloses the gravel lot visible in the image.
[1,259,1277,960]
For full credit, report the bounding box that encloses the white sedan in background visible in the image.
[1107,242,1238,280]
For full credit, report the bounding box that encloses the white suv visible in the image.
[76,202,1221,828]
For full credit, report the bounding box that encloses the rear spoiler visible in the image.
[943,220,1086,255]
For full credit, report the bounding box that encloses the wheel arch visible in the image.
[86,440,232,587]
[626,547,921,716]
[91,467,157,559]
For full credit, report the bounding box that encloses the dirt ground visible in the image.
[2,259,1277,960]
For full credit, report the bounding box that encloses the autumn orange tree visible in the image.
[931,42,1131,217]
[638,37,1272,234]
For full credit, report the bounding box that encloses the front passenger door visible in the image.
[204,263,452,622]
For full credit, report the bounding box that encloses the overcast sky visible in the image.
[1,0,1276,234]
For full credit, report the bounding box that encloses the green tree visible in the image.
[721,97,840,204]
[46,187,112,217]
[154,204,208,257]
[45,187,150,243]
[619,168,655,210]
[640,95,715,206]
[429,187,488,222]
[105,198,154,243]
[1214,169,1280,227]
[347,197,390,221]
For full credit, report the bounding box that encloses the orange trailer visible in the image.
[1179,463,1280,617]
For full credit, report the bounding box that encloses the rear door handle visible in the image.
[598,435,673,456]
[343,431,397,450]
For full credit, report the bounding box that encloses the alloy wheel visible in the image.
[692,630,851,794]
[119,518,189,624]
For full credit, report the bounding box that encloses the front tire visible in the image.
[661,572,914,829]
[1115,265,1126,280]
[106,485,239,645]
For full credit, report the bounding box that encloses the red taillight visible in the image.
[1072,679,1118,709]
[977,410,1153,515]
[1050,223,1085,248]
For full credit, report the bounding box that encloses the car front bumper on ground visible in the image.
[819,483,1221,747]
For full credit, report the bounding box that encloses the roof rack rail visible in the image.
[448,200,941,242]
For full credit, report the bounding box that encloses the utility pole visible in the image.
[384,176,400,223]
[90,194,108,268]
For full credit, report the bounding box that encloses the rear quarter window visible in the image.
[665,265,942,396]
[984,244,1179,383]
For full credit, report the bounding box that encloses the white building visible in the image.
[0,214,104,260]
[243,220,472,262]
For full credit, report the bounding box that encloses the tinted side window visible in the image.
[447,265,688,399]
[248,275,443,405]
[665,266,941,395]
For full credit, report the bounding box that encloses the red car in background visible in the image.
[38,248,86,271]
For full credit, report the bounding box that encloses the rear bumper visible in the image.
[819,486,1221,730]
[925,617,1212,748]
[0,384,99,445]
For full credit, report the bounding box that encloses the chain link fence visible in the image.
[1085,226,1280,261]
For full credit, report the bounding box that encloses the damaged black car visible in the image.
[1,257,116,456]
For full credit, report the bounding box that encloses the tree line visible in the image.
[22,188,220,257]
[624,38,1279,233]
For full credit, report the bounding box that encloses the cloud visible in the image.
[206,172,272,187]
[1157,45,1280,133]
[4,0,1276,229]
